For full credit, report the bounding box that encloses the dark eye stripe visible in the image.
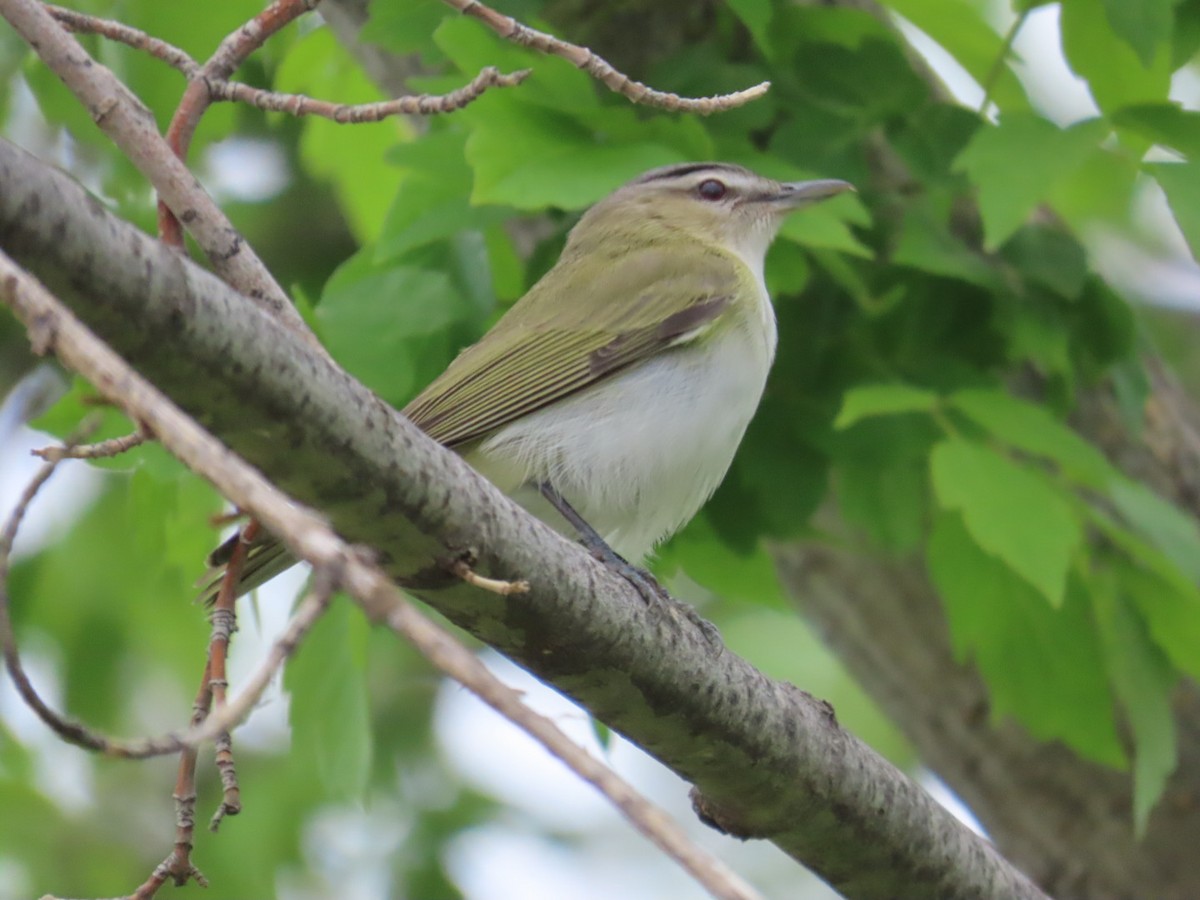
[634,162,744,184]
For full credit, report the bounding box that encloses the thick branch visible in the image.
[0,137,1041,899]
[316,2,1200,897]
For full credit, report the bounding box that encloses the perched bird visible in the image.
[204,162,852,599]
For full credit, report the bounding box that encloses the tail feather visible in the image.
[196,533,295,604]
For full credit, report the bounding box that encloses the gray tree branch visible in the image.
[0,136,1041,900]
[314,2,1200,897]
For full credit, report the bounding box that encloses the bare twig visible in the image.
[32,426,148,462]
[205,518,259,830]
[445,0,770,113]
[0,420,111,752]
[0,0,311,340]
[0,251,765,900]
[205,65,530,120]
[450,558,530,595]
[47,4,199,76]
[978,8,1029,115]
[138,658,211,898]
[46,5,525,123]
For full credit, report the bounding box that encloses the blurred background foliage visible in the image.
[1,0,1199,897]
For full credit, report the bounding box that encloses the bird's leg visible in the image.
[537,481,668,604]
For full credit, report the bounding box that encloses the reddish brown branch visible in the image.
[205,518,258,830]
[160,0,318,244]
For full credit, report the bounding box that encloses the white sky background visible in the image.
[1,4,1197,898]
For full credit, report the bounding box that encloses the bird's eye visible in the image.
[697,179,727,201]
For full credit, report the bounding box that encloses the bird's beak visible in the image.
[770,178,855,209]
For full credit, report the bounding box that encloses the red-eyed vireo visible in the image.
[204,163,852,599]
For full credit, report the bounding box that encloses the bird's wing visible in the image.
[403,246,743,448]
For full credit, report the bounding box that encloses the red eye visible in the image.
[697,179,727,201]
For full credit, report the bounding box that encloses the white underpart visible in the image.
[466,248,777,563]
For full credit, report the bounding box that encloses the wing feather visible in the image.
[404,245,742,447]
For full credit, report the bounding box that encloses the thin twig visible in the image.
[205,65,530,120]
[210,509,247,528]
[1,251,764,900]
[0,421,111,750]
[978,8,1029,115]
[444,0,770,114]
[450,558,530,595]
[46,5,525,123]
[46,5,199,76]
[32,426,148,462]
[205,518,259,830]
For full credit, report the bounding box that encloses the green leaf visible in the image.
[878,0,1030,111]
[998,295,1073,384]
[836,458,927,553]
[1099,0,1174,68]
[1147,161,1200,261]
[1112,557,1200,683]
[735,416,829,539]
[1070,279,1138,376]
[726,0,775,59]
[469,124,682,210]
[285,596,372,801]
[1107,478,1200,584]
[316,252,475,406]
[31,376,133,451]
[950,388,1117,487]
[1113,103,1200,158]
[450,66,712,210]
[660,515,788,609]
[930,438,1083,606]
[433,17,598,114]
[773,6,896,51]
[927,513,1123,765]
[889,104,981,186]
[276,29,403,240]
[1175,0,1200,67]
[777,192,873,257]
[1093,575,1177,834]
[954,113,1108,249]
[360,0,453,58]
[892,206,1001,289]
[379,131,512,258]
[1047,145,1141,234]
[764,240,813,296]
[1061,0,1173,112]
[834,383,939,429]
[998,225,1088,299]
